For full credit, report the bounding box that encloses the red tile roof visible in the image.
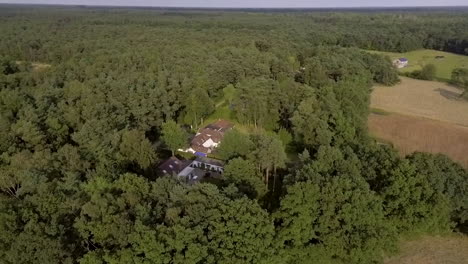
[205,119,234,132]
[189,120,233,154]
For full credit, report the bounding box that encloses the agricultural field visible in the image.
[385,235,468,264]
[368,49,468,81]
[371,77,468,126]
[369,77,468,167]
[369,113,468,167]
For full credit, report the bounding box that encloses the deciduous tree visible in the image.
[161,120,187,157]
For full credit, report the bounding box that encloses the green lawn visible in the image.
[202,103,263,135]
[203,102,300,162]
[367,49,468,81]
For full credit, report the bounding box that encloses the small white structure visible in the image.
[202,138,216,148]
[393,58,409,69]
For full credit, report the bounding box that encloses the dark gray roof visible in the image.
[187,168,208,184]
[158,157,189,175]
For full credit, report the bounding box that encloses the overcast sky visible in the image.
[0,0,466,8]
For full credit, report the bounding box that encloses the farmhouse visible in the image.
[184,119,234,156]
[393,58,409,68]
[158,156,225,184]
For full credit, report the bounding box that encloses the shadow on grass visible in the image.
[434,87,462,100]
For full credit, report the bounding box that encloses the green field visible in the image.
[368,49,468,81]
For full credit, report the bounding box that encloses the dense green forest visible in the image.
[0,6,468,264]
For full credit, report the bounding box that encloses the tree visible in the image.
[161,120,187,157]
[407,152,468,227]
[381,159,451,232]
[156,184,275,264]
[275,178,395,264]
[3,8,468,264]
[419,64,437,80]
[277,128,292,148]
[291,96,332,150]
[358,145,452,233]
[183,88,214,129]
[250,133,287,186]
[269,135,287,189]
[75,174,155,262]
[451,68,468,98]
[223,158,266,199]
[277,80,313,128]
[0,57,19,75]
[291,87,357,151]
[234,78,280,130]
[119,129,156,169]
[222,84,237,106]
[0,168,84,264]
[362,53,399,85]
[216,129,253,161]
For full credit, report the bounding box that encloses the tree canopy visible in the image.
[1,6,468,264]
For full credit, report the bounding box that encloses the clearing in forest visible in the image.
[384,235,468,264]
[368,49,468,80]
[369,77,468,167]
[371,77,468,126]
[15,61,51,71]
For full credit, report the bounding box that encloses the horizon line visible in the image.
[2,3,468,9]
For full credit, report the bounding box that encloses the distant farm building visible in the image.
[393,58,409,68]
[182,119,234,156]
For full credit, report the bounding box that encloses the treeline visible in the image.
[0,6,467,264]
[1,6,468,62]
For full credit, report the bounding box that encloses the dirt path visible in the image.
[371,77,468,127]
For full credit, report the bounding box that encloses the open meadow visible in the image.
[369,77,468,167]
[384,235,468,264]
[368,49,468,81]
[371,77,468,126]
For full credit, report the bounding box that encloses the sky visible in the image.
[0,0,466,8]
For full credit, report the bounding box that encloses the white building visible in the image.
[393,58,409,68]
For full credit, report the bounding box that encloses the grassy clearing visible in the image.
[384,234,468,264]
[370,76,468,167]
[31,62,52,71]
[371,77,468,127]
[203,101,300,162]
[368,113,468,167]
[367,49,468,81]
[15,61,51,71]
[202,103,260,134]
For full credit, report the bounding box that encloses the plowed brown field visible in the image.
[369,77,468,167]
[369,113,468,167]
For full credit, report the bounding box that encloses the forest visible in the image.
[0,5,468,264]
